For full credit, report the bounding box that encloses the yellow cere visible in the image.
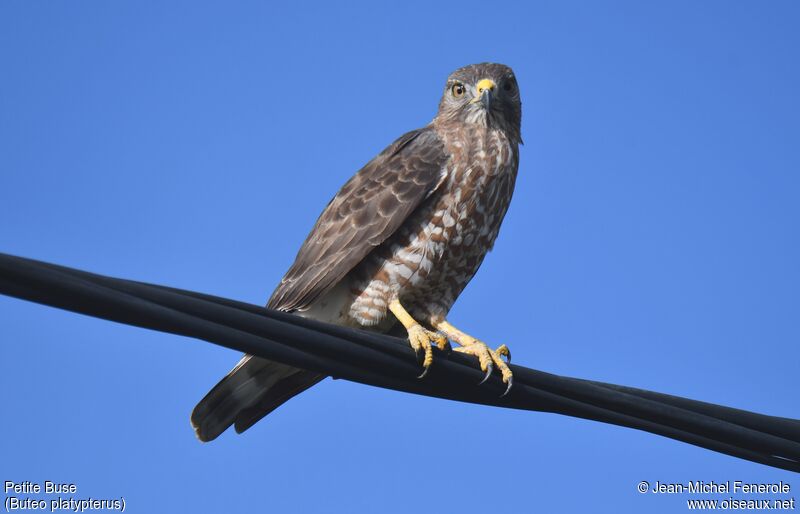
[476,79,496,94]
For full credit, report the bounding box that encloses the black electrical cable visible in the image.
[0,252,798,472]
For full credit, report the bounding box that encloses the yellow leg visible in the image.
[389,299,448,378]
[435,320,513,396]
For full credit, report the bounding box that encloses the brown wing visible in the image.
[268,126,449,311]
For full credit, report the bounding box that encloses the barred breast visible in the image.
[347,125,519,328]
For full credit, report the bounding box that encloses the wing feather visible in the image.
[268,126,449,311]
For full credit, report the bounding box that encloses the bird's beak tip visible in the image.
[475,79,496,110]
[480,89,493,110]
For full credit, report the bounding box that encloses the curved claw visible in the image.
[478,361,493,385]
[500,375,513,397]
[417,365,430,379]
[407,325,439,379]
[496,344,511,363]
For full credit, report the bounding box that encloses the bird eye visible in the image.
[451,82,465,97]
[502,80,515,92]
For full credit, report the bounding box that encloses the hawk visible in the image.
[192,62,522,441]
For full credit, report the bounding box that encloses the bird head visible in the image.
[436,62,522,142]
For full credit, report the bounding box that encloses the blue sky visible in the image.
[1,1,798,512]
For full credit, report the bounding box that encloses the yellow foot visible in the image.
[389,299,449,378]
[434,320,513,397]
[407,325,449,378]
[453,341,513,396]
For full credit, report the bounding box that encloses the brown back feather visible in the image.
[268,126,449,311]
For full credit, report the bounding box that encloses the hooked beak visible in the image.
[474,78,496,110]
[480,89,492,110]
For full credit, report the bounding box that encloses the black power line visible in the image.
[0,252,798,472]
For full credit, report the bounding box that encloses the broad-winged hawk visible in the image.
[192,62,522,441]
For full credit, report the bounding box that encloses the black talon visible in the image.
[500,376,513,397]
[478,361,493,385]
